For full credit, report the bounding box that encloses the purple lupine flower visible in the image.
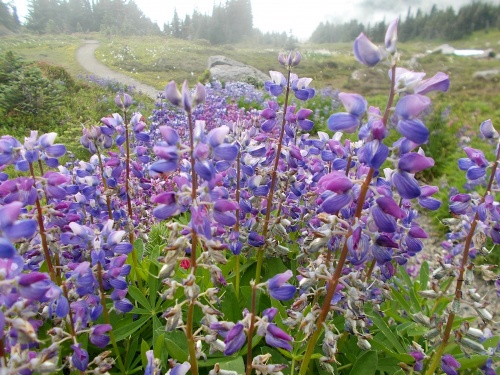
[395,94,431,119]
[362,140,389,169]
[479,119,497,139]
[265,324,293,351]
[392,171,421,199]
[353,33,383,67]
[248,231,265,247]
[260,101,279,132]
[223,323,246,355]
[165,80,205,113]
[265,71,287,96]
[152,192,180,220]
[414,71,450,95]
[398,152,434,173]
[18,272,51,300]
[89,324,112,348]
[318,171,353,194]
[278,50,301,67]
[385,18,399,54]
[418,185,441,210]
[441,354,461,375]
[71,344,89,371]
[213,199,239,227]
[0,238,16,259]
[168,362,191,375]
[321,192,353,213]
[0,201,37,242]
[328,93,367,133]
[114,93,133,109]
[267,270,296,301]
[291,77,315,100]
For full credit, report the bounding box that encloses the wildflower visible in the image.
[223,323,246,355]
[441,354,461,375]
[328,93,367,133]
[265,324,293,351]
[71,344,89,371]
[89,324,112,348]
[165,80,206,113]
[353,33,383,67]
[267,270,296,301]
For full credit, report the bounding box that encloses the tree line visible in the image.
[310,2,500,43]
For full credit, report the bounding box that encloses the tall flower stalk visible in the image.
[245,54,299,375]
[425,133,500,374]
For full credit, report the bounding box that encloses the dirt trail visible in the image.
[75,40,160,99]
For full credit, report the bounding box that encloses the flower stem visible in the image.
[425,145,500,375]
[246,69,292,375]
[123,112,142,290]
[96,262,126,373]
[299,167,375,375]
[186,111,199,375]
[94,142,113,219]
[29,162,56,283]
[234,150,242,298]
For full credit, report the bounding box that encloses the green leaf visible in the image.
[153,333,167,366]
[349,350,378,375]
[125,337,140,368]
[370,338,413,363]
[218,357,245,373]
[220,283,240,322]
[458,355,488,370]
[164,331,189,363]
[140,339,150,371]
[114,315,150,342]
[148,261,159,308]
[264,257,288,279]
[419,261,430,289]
[128,285,151,309]
[368,312,406,353]
[134,238,145,260]
[396,267,422,312]
[389,285,412,312]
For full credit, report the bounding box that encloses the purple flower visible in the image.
[267,270,296,301]
[397,119,430,145]
[392,171,421,199]
[395,95,431,119]
[480,119,497,139]
[223,323,246,355]
[248,231,265,247]
[165,80,205,113]
[71,344,89,371]
[0,238,17,259]
[213,199,239,227]
[398,152,434,173]
[385,18,399,53]
[265,71,287,96]
[89,324,112,348]
[266,324,293,351]
[354,33,383,67]
[441,354,460,375]
[18,272,51,300]
[114,93,133,109]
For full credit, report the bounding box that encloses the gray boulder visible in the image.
[208,55,269,84]
[473,69,500,81]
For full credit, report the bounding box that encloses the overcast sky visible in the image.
[11,0,492,40]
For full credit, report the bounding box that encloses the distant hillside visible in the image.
[310,2,500,43]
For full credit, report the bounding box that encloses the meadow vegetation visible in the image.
[0,24,499,374]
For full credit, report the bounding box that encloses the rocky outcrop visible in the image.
[208,55,269,84]
[473,69,500,81]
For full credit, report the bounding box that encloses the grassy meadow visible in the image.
[1,30,499,231]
